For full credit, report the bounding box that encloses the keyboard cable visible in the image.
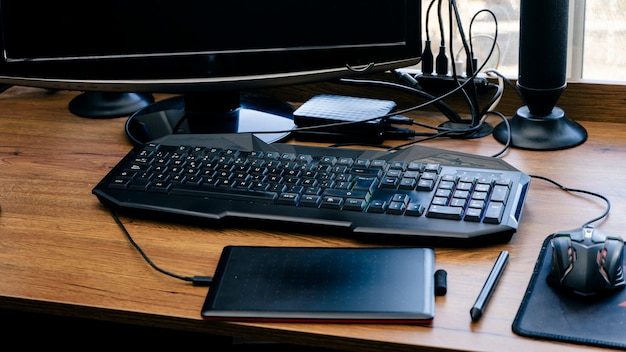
[109,208,213,287]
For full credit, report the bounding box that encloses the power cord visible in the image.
[109,208,213,287]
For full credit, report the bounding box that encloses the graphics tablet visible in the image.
[201,246,435,324]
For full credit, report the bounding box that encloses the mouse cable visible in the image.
[529,175,611,229]
[108,208,213,287]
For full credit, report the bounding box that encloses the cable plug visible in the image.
[435,46,448,76]
[383,126,416,140]
[392,69,421,89]
[466,57,479,76]
[387,115,414,125]
[421,40,434,75]
[192,275,213,286]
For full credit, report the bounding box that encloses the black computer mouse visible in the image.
[547,227,625,296]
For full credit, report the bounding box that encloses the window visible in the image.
[421,0,626,82]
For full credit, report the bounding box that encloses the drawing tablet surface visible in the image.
[201,246,435,323]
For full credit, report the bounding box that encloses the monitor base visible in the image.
[493,106,587,150]
[125,92,295,145]
[69,92,155,118]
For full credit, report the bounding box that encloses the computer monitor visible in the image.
[0,1,421,144]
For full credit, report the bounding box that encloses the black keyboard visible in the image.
[93,133,530,246]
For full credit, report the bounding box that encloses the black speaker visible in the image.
[492,0,587,150]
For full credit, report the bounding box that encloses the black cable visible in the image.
[478,83,503,118]
[437,0,446,48]
[483,110,510,158]
[344,72,504,135]
[484,69,525,104]
[449,0,487,124]
[446,0,472,112]
[529,175,611,229]
[422,0,437,74]
[433,0,449,76]
[425,0,435,42]
[109,208,213,286]
[469,9,499,71]
[252,56,498,139]
[414,0,500,133]
[387,130,455,151]
[344,74,464,123]
[328,141,396,149]
[448,5,472,125]
[335,75,503,144]
[270,66,485,137]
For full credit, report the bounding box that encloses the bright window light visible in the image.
[420,0,626,82]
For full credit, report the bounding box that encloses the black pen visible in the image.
[470,250,509,322]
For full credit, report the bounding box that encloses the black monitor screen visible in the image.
[0,1,421,143]
[0,1,421,88]
[3,2,406,60]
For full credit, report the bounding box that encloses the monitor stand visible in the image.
[124,91,295,145]
[69,92,155,118]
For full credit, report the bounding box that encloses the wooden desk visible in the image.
[1,84,626,351]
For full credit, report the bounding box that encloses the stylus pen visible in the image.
[470,250,509,322]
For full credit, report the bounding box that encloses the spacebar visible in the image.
[170,185,278,203]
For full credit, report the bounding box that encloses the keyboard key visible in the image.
[322,189,369,199]
[405,203,425,216]
[344,198,367,211]
[351,168,382,177]
[300,195,321,207]
[109,177,132,189]
[353,177,378,192]
[450,198,467,208]
[464,207,483,222]
[277,193,300,205]
[483,202,505,224]
[391,194,410,204]
[398,177,417,190]
[424,163,441,173]
[426,205,464,220]
[475,183,491,193]
[321,196,343,209]
[490,185,510,203]
[387,201,407,214]
[416,178,435,191]
[149,182,171,193]
[367,199,387,213]
[381,176,399,188]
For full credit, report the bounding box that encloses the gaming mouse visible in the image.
[547,227,625,296]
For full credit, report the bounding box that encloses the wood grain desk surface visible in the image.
[1,85,626,352]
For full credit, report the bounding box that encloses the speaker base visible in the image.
[493,106,587,151]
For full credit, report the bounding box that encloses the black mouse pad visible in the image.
[512,235,626,349]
